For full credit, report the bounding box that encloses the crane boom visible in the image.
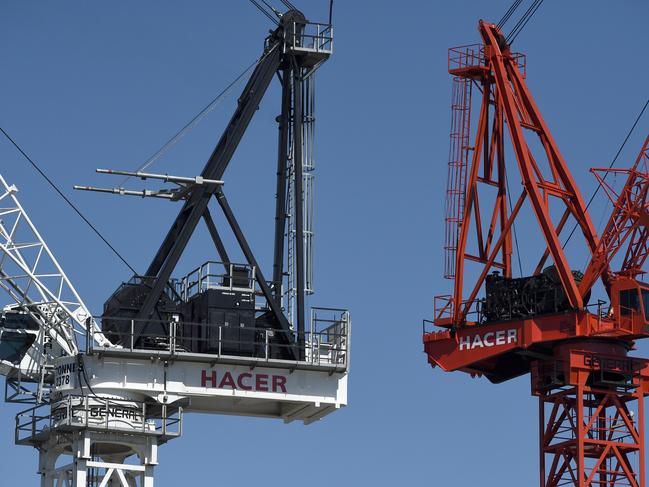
[0,174,111,381]
[580,135,649,295]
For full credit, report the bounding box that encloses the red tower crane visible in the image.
[426,20,649,486]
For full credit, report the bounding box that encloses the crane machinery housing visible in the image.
[0,7,350,486]
[425,20,649,487]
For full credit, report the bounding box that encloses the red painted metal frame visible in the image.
[534,346,649,486]
[424,306,649,381]
[539,386,645,486]
[581,135,649,295]
[444,21,601,327]
[426,19,649,487]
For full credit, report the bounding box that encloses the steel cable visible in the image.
[507,0,544,44]
[248,0,279,25]
[260,0,281,18]
[279,0,297,11]
[562,96,649,250]
[118,54,265,185]
[0,127,137,274]
[497,0,523,29]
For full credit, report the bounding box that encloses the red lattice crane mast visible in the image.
[425,20,649,486]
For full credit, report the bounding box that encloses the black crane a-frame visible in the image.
[96,10,332,359]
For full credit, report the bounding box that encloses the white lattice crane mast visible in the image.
[2,8,349,487]
[0,174,111,387]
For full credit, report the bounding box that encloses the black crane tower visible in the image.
[77,9,334,362]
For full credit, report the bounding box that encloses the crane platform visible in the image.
[425,308,649,384]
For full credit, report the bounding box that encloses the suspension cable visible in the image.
[507,0,541,40]
[248,0,279,25]
[497,0,523,29]
[562,96,649,249]
[119,55,264,185]
[279,0,297,11]
[261,0,282,18]
[507,0,544,44]
[0,127,137,274]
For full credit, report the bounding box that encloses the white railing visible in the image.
[15,394,182,444]
[285,22,333,55]
[90,307,350,369]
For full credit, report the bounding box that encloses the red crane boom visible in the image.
[581,139,649,294]
[426,20,649,487]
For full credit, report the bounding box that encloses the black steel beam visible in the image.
[271,68,292,301]
[215,190,297,359]
[135,43,283,323]
[292,64,306,361]
[145,44,282,280]
[202,207,230,270]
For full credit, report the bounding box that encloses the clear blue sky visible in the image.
[1,1,648,485]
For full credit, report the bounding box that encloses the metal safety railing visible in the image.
[448,44,486,72]
[308,308,350,366]
[433,288,602,328]
[176,261,256,300]
[88,307,350,368]
[284,21,333,55]
[15,395,182,444]
[583,301,644,336]
[432,294,485,325]
[107,275,182,304]
[448,43,526,78]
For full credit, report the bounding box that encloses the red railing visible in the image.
[448,44,527,78]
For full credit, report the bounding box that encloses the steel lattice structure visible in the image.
[426,20,649,486]
[0,175,110,382]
